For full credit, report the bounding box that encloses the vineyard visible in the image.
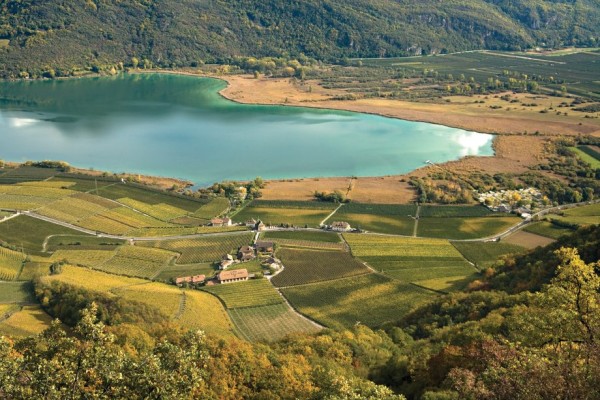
[417,216,520,239]
[0,247,25,280]
[337,203,417,216]
[176,290,235,337]
[202,279,284,309]
[192,197,230,220]
[234,206,334,227]
[272,248,370,287]
[0,166,59,184]
[336,212,415,235]
[50,249,116,268]
[36,196,112,223]
[343,234,474,286]
[553,203,600,226]
[261,230,341,243]
[228,303,320,342]
[268,238,346,251]
[0,281,34,304]
[117,198,189,221]
[281,274,435,329]
[43,265,148,293]
[419,205,497,218]
[452,241,525,268]
[77,214,135,235]
[94,245,177,279]
[140,233,253,264]
[0,305,54,338]
[0,215,86,255]
[523,221,574,239]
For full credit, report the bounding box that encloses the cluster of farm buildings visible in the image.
[477,188,545,217]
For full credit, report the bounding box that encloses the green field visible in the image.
[417,216,520,239]
[228,303,320,342]
[556,203,600,225]
[343,234,474,290]
[452,241,525,268]
[95,245,177,279]
[281,273,435,329]
[140,233,254,263]
[46,235,125,251]
[154,263,216,282]
[192,197,230,219]
[523,221,576,239]
[419,205,497,217]
[0,215,90,256]
[0,166,60,184]
[202,279,284,309]
[234,200,336,227]
[261,230,341,243]
[0,281,34,304]
[570,147,600,169]
[272,248,370,287]
[331,203,416,235]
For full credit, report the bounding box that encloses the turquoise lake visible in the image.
[0,74,494,185]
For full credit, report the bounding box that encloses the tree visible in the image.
[131,57,139,69]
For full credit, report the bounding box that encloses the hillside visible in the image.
[1,0,599,78]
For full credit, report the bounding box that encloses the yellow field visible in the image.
[177,290,235,337]
[50,249,116,268]
[42,265,148,293]
[117,282,182,317]
[0,305,54,337]
[344,234,463,258]
[117,198,188,221]
[0,247,25,280]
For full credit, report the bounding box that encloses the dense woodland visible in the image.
[1,0,600,78]
[0,225,597,399]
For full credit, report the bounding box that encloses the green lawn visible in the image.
[570,147,600,169]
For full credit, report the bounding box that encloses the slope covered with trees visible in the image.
[0,0,599,78]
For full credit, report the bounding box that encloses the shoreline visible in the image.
[1,69,591,193]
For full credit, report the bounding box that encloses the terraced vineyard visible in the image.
[228,303,320,342]
[281,274,435,329]
[202,279,284,309]
[267,238,346,251]
[344,234,474,292]
[0,247,25,280]
[272,248,369,287]
[95,245,177,278]
[417,216,520,240]
[452,241,525,268]
[141,233,254,264]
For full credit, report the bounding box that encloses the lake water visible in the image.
[0,74,494,185]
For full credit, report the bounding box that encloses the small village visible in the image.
[477,187,547,218]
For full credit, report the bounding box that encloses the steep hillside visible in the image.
[0,0,599,78]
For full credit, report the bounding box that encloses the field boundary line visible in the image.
[271,283,325,330]
[173,290,187,320]
[320,203,344,226]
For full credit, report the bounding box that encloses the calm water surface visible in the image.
[0,74,494,185]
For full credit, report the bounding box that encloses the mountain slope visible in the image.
[0,0,599,77]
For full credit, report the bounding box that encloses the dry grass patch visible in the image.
[0,306,54,337]
[502,230,555,249]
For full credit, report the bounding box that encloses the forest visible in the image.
[1,0,600,78]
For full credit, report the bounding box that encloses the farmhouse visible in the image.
[255,240,275,253]
[211,217,232,227]
[175,274,206,286]
[220,254,235,269]
[331,221,352,232]
[238,245,255,261]
[256,221,267,231]
[245,218,258,227]
[218,269,249,284]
